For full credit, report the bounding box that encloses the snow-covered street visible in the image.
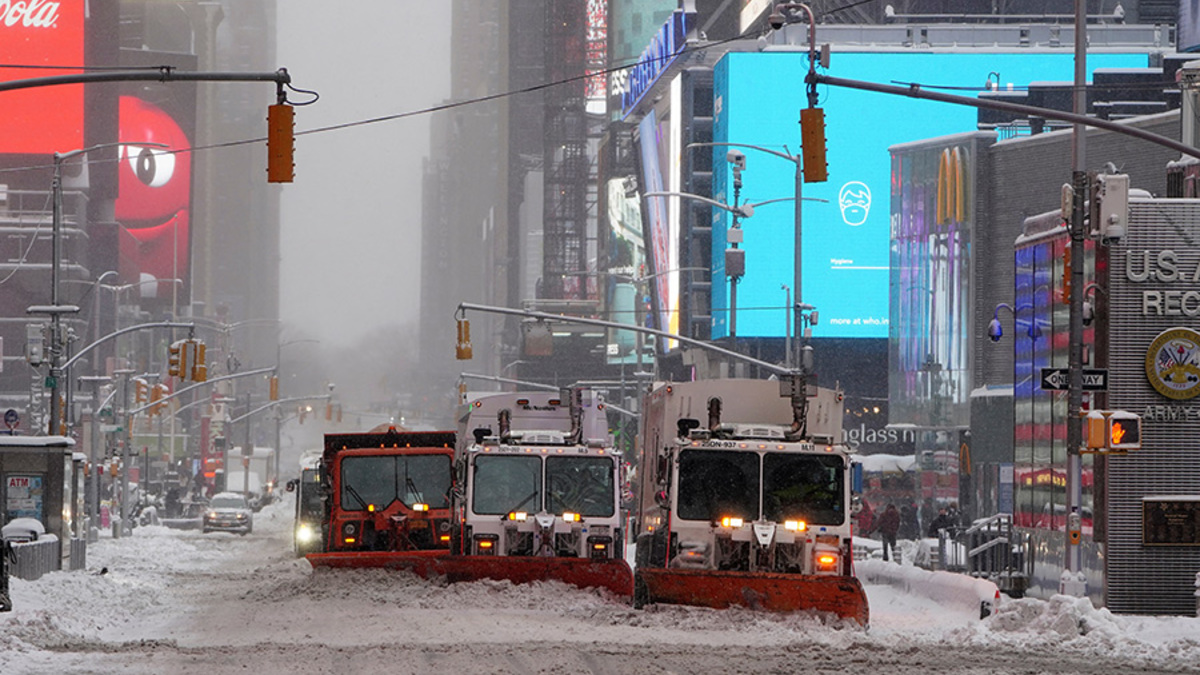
[2,498,1197,675]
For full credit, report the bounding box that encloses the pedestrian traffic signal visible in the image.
[267,103,295,183]
[168,340,189,379]
[189,339,207,382]
[1106,411,1142,451]
[800,107,828,183]
[134,378,149,404]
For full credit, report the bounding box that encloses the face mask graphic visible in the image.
[838,181,871,226]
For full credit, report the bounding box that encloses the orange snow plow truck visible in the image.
[306,426,457,569]
[633,378,869,625]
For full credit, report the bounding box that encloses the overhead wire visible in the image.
[0,30,758,178]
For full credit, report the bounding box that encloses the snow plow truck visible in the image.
[633,378,869,625]
[305,425,457,569]
[447,389,634,597]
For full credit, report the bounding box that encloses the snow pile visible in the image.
[4,494,1200,673]
[857,557,998,617]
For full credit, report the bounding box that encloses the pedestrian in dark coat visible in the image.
[927,507,954,538]
[877,503,901,562]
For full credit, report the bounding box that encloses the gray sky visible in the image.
[275,2,451,348]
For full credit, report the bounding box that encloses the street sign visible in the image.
[4,409,18,430]
[100,423,122,433]
[1040,368,1108,391]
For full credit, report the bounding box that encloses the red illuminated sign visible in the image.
[0,1,86,154]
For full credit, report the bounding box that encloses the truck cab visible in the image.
[453,390,623,563]
[319,428,455,553]
[633,378,868,623]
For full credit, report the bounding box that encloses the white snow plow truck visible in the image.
[633,377,868,625]
[449,389,633,597]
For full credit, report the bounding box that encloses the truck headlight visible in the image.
[720,516,743,528]
[784,520,807,532]
[296,524,315,543]
[562,512,580,523]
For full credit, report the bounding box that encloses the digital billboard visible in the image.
[711,50,1148,339]
[0,0,85,154]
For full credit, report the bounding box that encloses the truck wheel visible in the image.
[633,571,649,609]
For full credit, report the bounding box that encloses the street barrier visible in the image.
[9,536,61,581]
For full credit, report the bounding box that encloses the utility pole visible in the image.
[1062,0,1088,597]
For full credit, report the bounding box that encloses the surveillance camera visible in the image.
[768,10,787,30]
[987,318,1003,343]
[726,149,746,170]
[328,382,336,392]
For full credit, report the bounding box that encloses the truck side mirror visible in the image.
[655,454,669,483]
[654,490,670,510]
[285,479,298,493]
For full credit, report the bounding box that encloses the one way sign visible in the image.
[1040,368,1108,391]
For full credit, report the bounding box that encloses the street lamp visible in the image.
[690,141,805,307]
[31,142,167,436]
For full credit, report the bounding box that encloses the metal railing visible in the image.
[934,513,1029,598]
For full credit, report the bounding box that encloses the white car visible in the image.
[202,492,254,535]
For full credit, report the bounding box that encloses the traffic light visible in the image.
[267,103,295,183]
[168,340,189,379]
[149,383,168,416]
[134,378,149,404]
[269,375,279,401]
[800,107,828,183]
[325,402,333,421]
[336,404,343,423]
[456,318,473,360]
[190,339,207,382]
[1107,410,1142,451]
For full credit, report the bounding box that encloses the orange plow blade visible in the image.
[636,568,869,626]
[308,552,634,598]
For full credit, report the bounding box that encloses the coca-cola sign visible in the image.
[0,0,61,27]
[0,0,84,154]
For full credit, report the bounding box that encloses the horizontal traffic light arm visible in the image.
[227,394,332,425]
[457,302,792,377]
[61,322,196,371]
[127,366,275,416]
[0,68,291,94]
[809,72,1200,161]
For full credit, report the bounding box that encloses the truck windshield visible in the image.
[472,454,541,515]
[339,454,451,511]
[546,456,614,518]
[763,453,844,525]
[677,449,759,522]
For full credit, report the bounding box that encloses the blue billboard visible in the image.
[711,50,1147,339]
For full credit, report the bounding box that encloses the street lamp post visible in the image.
[689,141,805,312]
[34,142,167,436]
